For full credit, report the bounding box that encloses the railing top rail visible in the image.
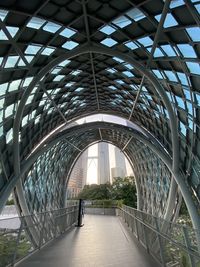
[0,204,79,222]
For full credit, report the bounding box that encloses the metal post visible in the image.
[154,217,166,266]
[76,199,84,227]
[182,226,196,267]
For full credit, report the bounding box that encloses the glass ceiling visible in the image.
[0,0,199,215]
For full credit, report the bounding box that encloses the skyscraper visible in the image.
[97,142,110,184]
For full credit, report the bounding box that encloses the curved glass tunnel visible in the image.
[0,0,199,250]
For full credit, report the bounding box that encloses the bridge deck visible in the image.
[17,214,160,267]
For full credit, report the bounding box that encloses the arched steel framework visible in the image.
[0,0,200,245]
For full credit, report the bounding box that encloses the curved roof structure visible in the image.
[0,0,200,236]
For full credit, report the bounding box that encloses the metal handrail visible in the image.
[0,204,79,267]
[119,205,200,267]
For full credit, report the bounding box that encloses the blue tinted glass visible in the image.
[147,47,164,57]
[186,62,200,74]
[161,45,176,56]
[177,44,197,58]
[180,122,186,135]
[100,25,116,35]
[186,102,193,115]
[0,10,8,21]
[152,69,163,79]
[137,36,153,47]
[186,27,200,41]
[41,47,55,55]
[195,4,200,14]
[155,13,178,28]
[164,70,178,82]
[27,17,46,29]
[170,0,184,8]
[107,68,116,73]
[0,30,7,40]
[53,75,65,81]
[43,22,61,33]
[176,96,185,108]
[125,63,133,70]
[125,41,138,50]
[126,8,145,21]
[112,15,131,28]
[7,27,19,37]
[101,38,117,47]
[123,71,134,77]
[25,45,41,54]
[62,41,78,50]
[113,57,123,63]
[5,56,19,68]
[177,72,188,85]
[60,28,76,38]
[183,87,191,100]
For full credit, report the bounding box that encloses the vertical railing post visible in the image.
[141,213,149,253]
[182,226,196,267]
[154,217,166,266]
[76,199,84,227]
[11,217,24,266]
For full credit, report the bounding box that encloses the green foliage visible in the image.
[0,233,32,267]
[78,176,137,208]
[6,198,14,205]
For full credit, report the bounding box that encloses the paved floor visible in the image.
[17,215,160,267]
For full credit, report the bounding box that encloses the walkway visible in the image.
[17,215,160,267]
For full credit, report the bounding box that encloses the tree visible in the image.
[111,176,137,208]
[77,176,137,208]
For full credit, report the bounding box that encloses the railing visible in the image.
[84,200,119,215]
[0,204,79,267]
[119,205,200,267]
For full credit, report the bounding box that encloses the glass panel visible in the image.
[126,8,145,21]
[186,27,200,42]
[18,56,34,66]
[112,15,131,28]
[58,59,70,66]
[27,17,46,29]
[43,22,61,33]
[152,69,163,79]
[4,56,19,68]
[177,44,197,58]
[71,70,81,75]
[147,47,164,57]
[25,44,41,55]
[161,45,176,56]
[100,25,116,35]
[170,0,185,8]
[113,57,124,63]
[5,104,14,118]
[176,96,185,108]
[0,9,8,21]
[62,41,78,50]
[7,26,19,37]
[177,72,188,86]
[0,29,7,40]
[164,70,178,82]
[100,38,117,47]
[6,128,13,143]
[0,83,8,96]
[41,47,55,55]
[125,41,138,50]
[155,13,178,28]
[60,27,76,38]
[53,75,65,81]
[9,79,21,92]
[123,71,134,77]
[137,36,153,47]
[186,62,200,74]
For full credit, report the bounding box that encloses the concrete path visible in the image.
[17,215,160,267]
